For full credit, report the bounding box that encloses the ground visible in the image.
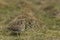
[0,0,60,40]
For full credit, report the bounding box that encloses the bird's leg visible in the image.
[17,32,20,40]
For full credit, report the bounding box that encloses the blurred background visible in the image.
[0,0,60,40]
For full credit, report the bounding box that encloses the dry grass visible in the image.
[0,0,60,40]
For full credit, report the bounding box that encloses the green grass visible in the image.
[0,0,60,40]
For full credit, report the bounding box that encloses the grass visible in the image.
[0,0,60,40]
